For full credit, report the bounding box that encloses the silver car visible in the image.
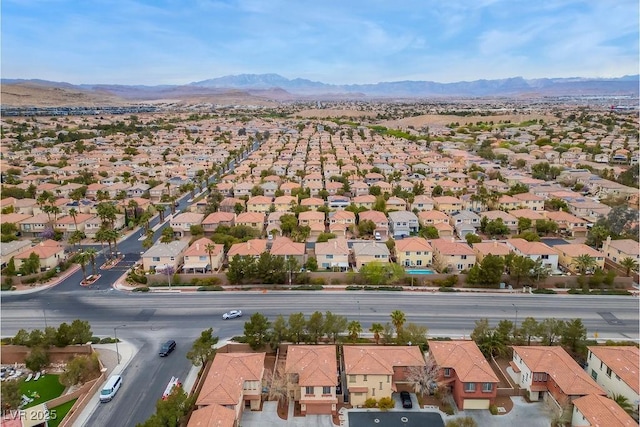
[222,310,242,320]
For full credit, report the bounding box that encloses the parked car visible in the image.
[159,339,176,357]
[400,391,412,409]
[222,310,242,320]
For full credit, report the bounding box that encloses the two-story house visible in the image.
[351,241,390,268]
[169,212,204,238]
[201,212,235,234]
[285,345,338,415]
[433,196,463,215]
[235,212,265,234]
[509,346,604,405]
[387,211,419,239]
[586,346,639,415]
[141,239,189,272]
[182,237,224,273]
[343,346,425,407]
[315,238,350,271]
[227,239,268,259]
[544,211,588,238]
[428,340,499,410]
[430,239,476,273]
[553,244,605,273]
[246,195,273,213]
[358,210,389,239]
[505,238,559,272]
[269,236,305,266]
[192,352,265,427]
[572,394,636,427]
[602,237,640,264]
[395,237,433,268]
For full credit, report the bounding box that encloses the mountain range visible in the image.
[2,74,638,106]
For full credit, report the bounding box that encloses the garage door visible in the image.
[463,399,490,410]
[305,403,333,415]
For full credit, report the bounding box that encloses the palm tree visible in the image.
[611,394,634,416]
[390,310,406,337]
[205,243,217,273]
[574,254,596,275]
[369,323,384,345]
[77,252,89,283]
[84,247,98,276]
[347,321,362,342]
[620,257,638,277]
[69,208,78,229]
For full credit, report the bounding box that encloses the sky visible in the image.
[2,0,639,86]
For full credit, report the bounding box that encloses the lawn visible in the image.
[19,374,65,408]
[48,398,77,427]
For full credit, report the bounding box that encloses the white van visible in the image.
[374,232,382,241]
[100,375,122,402]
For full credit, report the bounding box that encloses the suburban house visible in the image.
[586,346,639,413]
[428,340,500,410]
[481,211,519,233]
[395,237,433,268]
[430,239,476,273]
[433,196,463,215]
[472,241,512,262]
[544,211,588,237]
[328,210,356,229]
[188,404,235,427]
[411,195,434,211]
[182,237,224,273]
[351,241,390,269]
[269,236,306,265]
[315,238,350,271]
[169,212,205,238]
[387,211,419,239]
[54,213,96,237]
[285,345,338,415]
[505,238,559,272]
[201,212,235,234]
[509,346,605,405]
[300,197,324,211]
[358,210,389,238]
[273,195,297,212]
[352,194,376,210]
[192,353,265,427]
[17,213,51,237]
[418,210,450,227]
[450,210,481,228]
[572,394,636,427]
[14,240,65,272]
[513,192,545,211]
[553,244,605,273]
[602,237,640,264]
[1,239,32,269]
[246,195,273,213]
[141,239,189,272]
[227,239,268,259]
[235,212,266,233]
[343,346,425,407]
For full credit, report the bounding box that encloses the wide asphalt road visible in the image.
[2,289,639,425]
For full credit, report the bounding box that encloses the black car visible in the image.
[400,391,412,409]
[159,340,176,357]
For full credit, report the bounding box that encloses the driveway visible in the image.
[241,401,335,427]
[444,397,551,427]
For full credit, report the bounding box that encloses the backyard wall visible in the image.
[0,344,93,364]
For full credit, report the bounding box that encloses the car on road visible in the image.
[400,391,412,408]
[222,310,242,320]
[159,339,176,357]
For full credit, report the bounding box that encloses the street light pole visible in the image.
[114,324,126,365]
[512,303,518,335]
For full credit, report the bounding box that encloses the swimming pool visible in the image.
[405,269,435,275]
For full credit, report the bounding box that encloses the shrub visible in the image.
[532,288,556,294]
[99,337,119,344]
[290,284,323,291]
[90,336,101,344]
[197,285,224,291]
[445,417,478,427]
[363,398,378,408]
[2,277,14,291]
[378,396,395,411]
[345,285,363,290]
[489,404,498,415]
[442,403,455,415]
[434,275,458,288]
[128,272,148,284]
[439,287,458,292]
[25,347,49,372]
[132,286,150,292]
[310,277,326,286]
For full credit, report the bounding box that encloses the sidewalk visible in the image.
[72,339,139,427]
[1,265,81,295]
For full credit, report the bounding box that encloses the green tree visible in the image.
[160,226,175,243]
[535,219,558,235]
[485,218,510,237]
[585,225,609,249]
[477,329,508,358]
[186,328,219,366]
[370,323,384,345]
[397,323,429,346]
[390,310,406,337]
[136,385,194,427]
[466,255,505,287]
[517,217,532,234]
[69,319,93,344]
[55,322,72,347]
[347,320,362,341]
[359,261,405,286]
[305,256,318,272]
[288,312,306,344]
[419,225,439,239]
[560,318,586,354]
[244,312,271,350]
[574,254,596,274]
[506,254,536,288]
[465,233,482,245]
[358,219,376,237]
[1,378,21,410]
[519,317,539,345]
[270,315,289,349]
[60,353,101,386]
[84,247,98,276]
[538,318,565,346]
[21,252,41,275]
[619,257,638,277]
[25,346,49,372]
[323,311,347,343]
[611,394,635,417]
[305,311,324,344]
[77,251,90,282]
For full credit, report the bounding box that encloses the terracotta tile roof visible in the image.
[359,210,387,223]
[506,238,556,256]
[429,340,499,383]
[185,238,222,257]
[573,394,637,427]
[196,353,265,407]
[395,237,433,253]
[512,346,604,396]
[472,241,511,256]
[187,404,235,427]
[235,212,266,224]
[227,239,268,257]
[343,346,425,375]
[430,239,475,256]
[315,238,350,255]
[285,345,337,386]
[587,346,639,393]
[269,236,305,256]
[202,212,235,225]
[553,244,604,258]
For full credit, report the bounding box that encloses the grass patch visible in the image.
[48,398,77,427]
[20,374,65,408]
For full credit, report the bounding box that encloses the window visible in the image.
[199,256,207,261]
[152,257,160,262]
[170,256,175,261]
[444,368,451,378]
[363,375,367,382]
[372,388,375,396]
[326,254,333,259]
[591,370,598,380]
[533,373,547,382]
[387,376,390,383]
[417,260,422,266]
[379,382,383,390]
[541,255,549,260]
[461,255,467,260]
[305,386,314,395]
[482,383,493,392]
[464,383,475,392]
[322,386,331,394]
[349,375,356,383]
[457,264,464,270]
[606,367,612,378]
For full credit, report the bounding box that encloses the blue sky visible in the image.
[3,0,638,85]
